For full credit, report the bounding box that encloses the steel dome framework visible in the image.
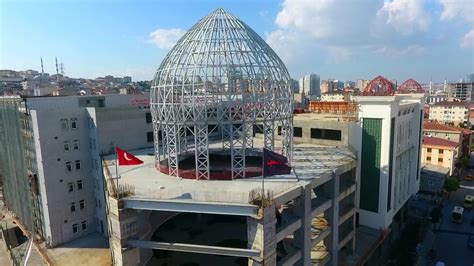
[397,78,423,93]
[362,75,395,96]
[150,8,293,180]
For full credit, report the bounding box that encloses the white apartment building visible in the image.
[352,94,424,229]
[429,101,469,125]
[1,94,153,247]
[321,91,351,102]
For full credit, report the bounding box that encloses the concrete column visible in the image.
[293,184,312,265]
[247,204,277,266]
[107,197,140,266]
[323,172,339,266]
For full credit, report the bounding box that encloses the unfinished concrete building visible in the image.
[105,8,357,265]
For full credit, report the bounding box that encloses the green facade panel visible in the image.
[360,118,382,213]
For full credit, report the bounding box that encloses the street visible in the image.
[432,177,474,265]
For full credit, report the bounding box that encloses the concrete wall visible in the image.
[31,108,96,247]
[95,108,154,155]
[292,118,352,147]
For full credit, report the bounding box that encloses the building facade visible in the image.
[429,101,469,126]
[0,94,153,247]
[447,82,474,102]
[299,73,320,99]
[421,136,458,175]
[352,95,424,230]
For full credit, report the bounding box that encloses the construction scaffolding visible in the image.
[0,98,44,240]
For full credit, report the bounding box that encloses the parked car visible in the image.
[464,175,474,181]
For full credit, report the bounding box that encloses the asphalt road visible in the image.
[432,177,474,266]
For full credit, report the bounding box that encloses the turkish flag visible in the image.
[116,147,144,166]
[263,148,291,177]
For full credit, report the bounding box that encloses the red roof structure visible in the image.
[422,136,458,149]
[363,75,395,96]
[423,121,463,132]
[397,79,424,94]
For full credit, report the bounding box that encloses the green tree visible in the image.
[444,177,460,198]
[458,122,466,128]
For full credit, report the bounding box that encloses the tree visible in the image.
[461,155,470,169]
[444,177,460,198]
[459,122,466,128]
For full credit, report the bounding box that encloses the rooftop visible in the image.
[423,121,463,133]
[103,141,356,204]
[422,136,458,149]
[432,101,468,107]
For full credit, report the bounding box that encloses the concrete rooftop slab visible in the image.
[103,141,356,205]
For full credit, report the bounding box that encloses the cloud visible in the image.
[376,0,430,35]
[266,0,432,75]
[460,29,474,48]
[374,45,426,56]
[148,28,185,49]
[439,0,474,23]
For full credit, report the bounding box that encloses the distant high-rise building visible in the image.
[467,73,474,83]
[299,73,320,98]
[355,79,370,91]
[289,78,299,93]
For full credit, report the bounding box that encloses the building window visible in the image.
[427,148,432,152]
[426,156,431,161]
[310,128,342,141]
[70,118,78,130]
[64,141,70,151]
[70,202,76,213]
[438,158,443,163]
[60,119,68,131]
[72,224,78,234]
[77,180,83,190]
[293,127,303,137]
[66,161,72,172]
[81,220,87,231]
[439,149,444,154]
[72,140,79,150]
[75,160,81,170]
[145,112,152,123]
[147,131,153,142]
[68,182,74,192]
[79,200,85,210]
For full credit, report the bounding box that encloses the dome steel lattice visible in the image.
[150,8,293,180]
[362,75,395,96]
[397,78,423,94]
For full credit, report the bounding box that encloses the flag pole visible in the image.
[292,167,299,181]
[115,146,119,198]
[261,148,265,211]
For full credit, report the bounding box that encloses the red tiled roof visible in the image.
[422,136,458,149]
[432,101,469,107]
[423,121,463,132]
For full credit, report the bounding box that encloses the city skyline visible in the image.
[1,0,473,83]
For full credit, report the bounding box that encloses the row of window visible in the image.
[278,126,342,141]
[68,180,83,192]
[426,156,443,163]
[72,220,87,234]
[66,160,81,172]
[60,118,78,131]
[64,140,80,151]
[427,148,444,154]
[70,200,86,213]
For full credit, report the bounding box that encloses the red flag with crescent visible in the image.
[116,147,144,166]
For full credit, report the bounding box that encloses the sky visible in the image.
[1,0,473,83]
